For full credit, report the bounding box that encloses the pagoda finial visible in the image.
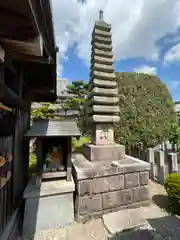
[99,9,104,22]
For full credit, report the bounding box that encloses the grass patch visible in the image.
[72,136,90,153]
[29,151,36,176]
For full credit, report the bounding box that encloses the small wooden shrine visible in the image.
[25,119,80,183]
[23,119,80,237]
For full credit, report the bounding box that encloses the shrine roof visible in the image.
[25,119,81,137]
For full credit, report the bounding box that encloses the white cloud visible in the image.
[52,0,180,66]
[133,65,156,75]
[164,44,180,64]
[56,53,63,77]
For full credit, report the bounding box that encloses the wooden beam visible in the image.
[0,64,4,99]
[28,0,54,60]
[29,91,55,102]
[0,8,36,41]
[0,38,42,57]
[7,53,51,64]
[67,137,72,181]
[1,83,29,111]
[0,44,5,63]
[19,67,23,99]
[0,103,12,112]
[30,89,54,94]
[5,58,18,76]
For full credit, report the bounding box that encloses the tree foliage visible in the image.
[31,102,56,123]
[168,122,180,151]
[114,72,177,151]
[66,80,88,133]
[67,80,88,98]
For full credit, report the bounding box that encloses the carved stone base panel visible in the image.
[73,154,151,221]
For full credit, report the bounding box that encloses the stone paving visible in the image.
[31,181,180,240]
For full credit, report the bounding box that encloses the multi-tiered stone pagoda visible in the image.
[73,10,151,221]
[83,10,124,161]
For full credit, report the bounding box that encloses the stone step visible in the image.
[93,28,112,38]
[103,208,148,235]
[91,71,116,80]
[87,105,120,114]
[92,48,113,58]
[89,115,120,123]
[87,87,118,98]
[93,42,112,51]
[92,35,112,45]
[90,63,114,73]
[88,79,117,91]
[91,55,113,65]
[88,96,119,106]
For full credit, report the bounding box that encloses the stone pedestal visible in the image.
[22,176,75,238]
[73,154,150,221]
[83,144,125,161]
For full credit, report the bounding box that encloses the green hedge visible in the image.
[114,72,177,150]
[165,173,180,214]
[72,136,90,153]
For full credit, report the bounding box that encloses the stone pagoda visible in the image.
[84,9,122,161]
[73,10,150,221]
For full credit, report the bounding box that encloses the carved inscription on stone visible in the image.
[93,124,114,145]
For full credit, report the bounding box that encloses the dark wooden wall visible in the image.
[0,63,30,238]
[13,109,30,208]
[0,136,13,236]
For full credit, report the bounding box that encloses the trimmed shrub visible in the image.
[114,72,177,151]
[165,173,180,213]
[72,136,90,153]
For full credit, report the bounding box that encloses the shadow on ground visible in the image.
[152,193,180,216]
[109,228,159,240]
[152,194,169,209]
[109,215,180,240]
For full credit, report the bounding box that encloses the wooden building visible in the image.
[0,0,56,239]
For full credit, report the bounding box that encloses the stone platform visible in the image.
[22,176,75,239]
[83,144,125,161]
[73,154,151,221]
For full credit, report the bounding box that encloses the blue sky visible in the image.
[52,0,180,102]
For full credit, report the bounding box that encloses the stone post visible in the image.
[157,150,165,184]
[148,148,155,180]
[168,153,178,173]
